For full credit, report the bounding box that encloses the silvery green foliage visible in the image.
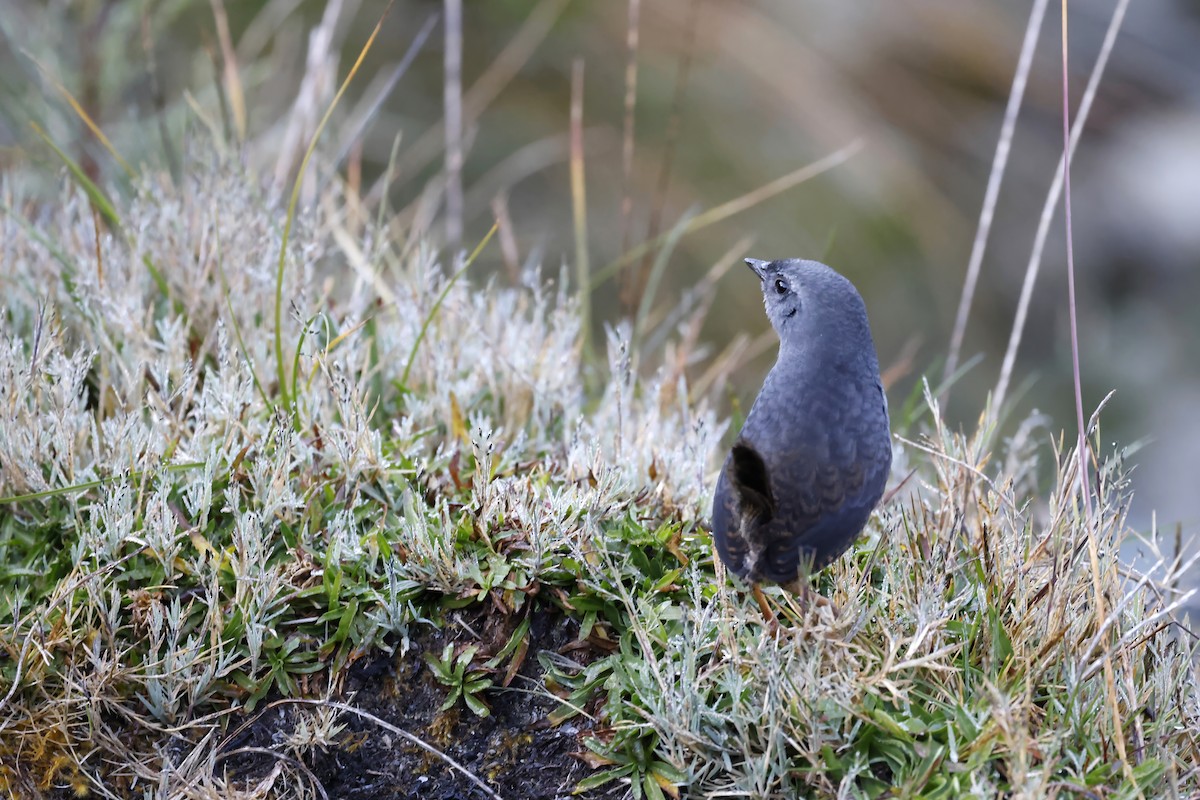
[571,323,719,521]
[0,323,102,499]
[0,152,723,777]
[3,149,1198,797]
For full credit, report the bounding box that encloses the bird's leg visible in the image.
[751,582,780,632]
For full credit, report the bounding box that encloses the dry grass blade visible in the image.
[617,0,642,277]
[330,13,439,171]
[633,208,694,351]
[25,51,133,178]
[208,0,246,142]
[216,747,329,800]
[943,0,1048,395]
[271,0,345,192]
[691,328,772,402]
[444,0,464,251]
[591,140,864,291]
[491,192,521,282]
[394,0,569,179]
[570,58,590,352]
[640,234,750,358]
[1058,5,1134,787]
[993,0,1131,412]
[625,0,700,313]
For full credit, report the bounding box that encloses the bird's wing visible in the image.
[710,437,782,579]
[728,439,776,521]
[710,462,749,577]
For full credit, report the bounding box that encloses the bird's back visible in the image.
[712,356,891,584]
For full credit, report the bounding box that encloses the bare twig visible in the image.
[258,699,505,800]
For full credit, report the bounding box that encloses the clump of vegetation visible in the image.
[424,643,494,718]
[2,1,1198,796]
[0,143,1197,798]
[0,142,719,795]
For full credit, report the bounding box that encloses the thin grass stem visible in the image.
[993,0,1130,412]
[943,0,1048,397]
[443,0,464,251]
[570,58,590,355]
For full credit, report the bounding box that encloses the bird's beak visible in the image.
[744,258,769,279]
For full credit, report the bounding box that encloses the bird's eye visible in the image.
[773,279,788,295]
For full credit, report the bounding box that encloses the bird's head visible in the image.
[744,257,875,356]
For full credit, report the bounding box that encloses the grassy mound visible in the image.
[0,153,1197,799]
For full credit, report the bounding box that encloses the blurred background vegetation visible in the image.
[2,0,1198,547]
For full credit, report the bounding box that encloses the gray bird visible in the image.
[711,258,892,621]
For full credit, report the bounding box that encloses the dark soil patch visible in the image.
[221,605,628,800]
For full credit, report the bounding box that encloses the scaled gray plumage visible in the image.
[712,258,891,593]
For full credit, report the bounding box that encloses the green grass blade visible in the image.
[30,121,122,230]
